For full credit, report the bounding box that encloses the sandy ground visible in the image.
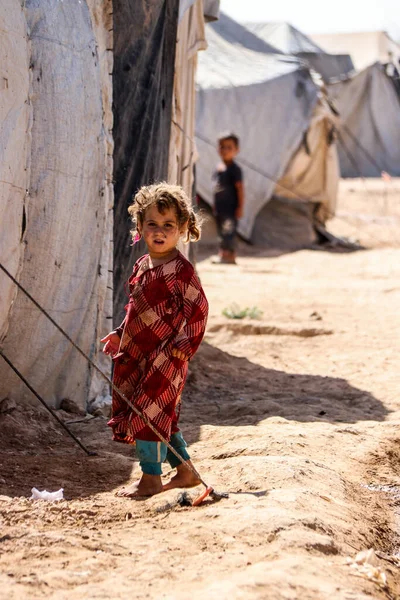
[1,179,400,599]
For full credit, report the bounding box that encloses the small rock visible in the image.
[60,398,85,416]
[310,311,323,321]
[0,397,17,414]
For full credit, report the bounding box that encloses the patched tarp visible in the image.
[329,63,400,177]
[113,0,179,321]
[0,0,113,409]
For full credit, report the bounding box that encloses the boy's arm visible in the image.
[235,180,245,219]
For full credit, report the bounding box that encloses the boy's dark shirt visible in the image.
[213,161,242,215]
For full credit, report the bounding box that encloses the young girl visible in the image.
[101,183,209,498]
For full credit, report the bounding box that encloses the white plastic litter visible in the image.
[31,487,64,501]
[346,548,387,588]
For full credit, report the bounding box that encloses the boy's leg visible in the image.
[212,214,237,264]
[225,216,237,263]
[214,214,226,260]
[116,440,166,497]
[163,431,201,491]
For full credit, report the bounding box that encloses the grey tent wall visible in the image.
[112,0,179,321]
[297,53,355,83]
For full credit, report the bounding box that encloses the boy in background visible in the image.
[212,132,244,265]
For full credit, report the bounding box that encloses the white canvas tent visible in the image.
[0,0,113,409]
[195,13,339,243]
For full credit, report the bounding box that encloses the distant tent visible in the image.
[246,21,354,83]
[195,13,339,246]
[310,31,400,73]
[246,22,324,55]
[328,63,400,177]
[247,23,400,179]
[212,14,283,54]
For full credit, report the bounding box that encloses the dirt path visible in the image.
[1,181,400,599]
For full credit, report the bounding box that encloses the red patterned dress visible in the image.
[108,251,208,443]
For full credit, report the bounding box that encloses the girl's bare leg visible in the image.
[116,473,163,498]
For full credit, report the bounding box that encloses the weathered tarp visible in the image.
[0,1,30,342]
[274,97,340,222]
[329,64,400,177]
[0,0,113,409]
[113,0,179,321]
[196,14,325,240]
[297,52,355,83]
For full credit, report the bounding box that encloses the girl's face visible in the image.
[140,204,186,258]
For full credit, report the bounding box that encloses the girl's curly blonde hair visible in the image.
[128,182,201,243]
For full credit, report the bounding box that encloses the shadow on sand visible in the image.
[0,405,135,500]
[180,342,388,445]
[0,340,386,499]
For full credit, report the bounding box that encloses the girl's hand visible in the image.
[101,331,120,357]
[172,348,189,361]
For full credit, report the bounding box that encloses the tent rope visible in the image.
[0,349,95,456]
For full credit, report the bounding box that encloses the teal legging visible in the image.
[136,431,190,475]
